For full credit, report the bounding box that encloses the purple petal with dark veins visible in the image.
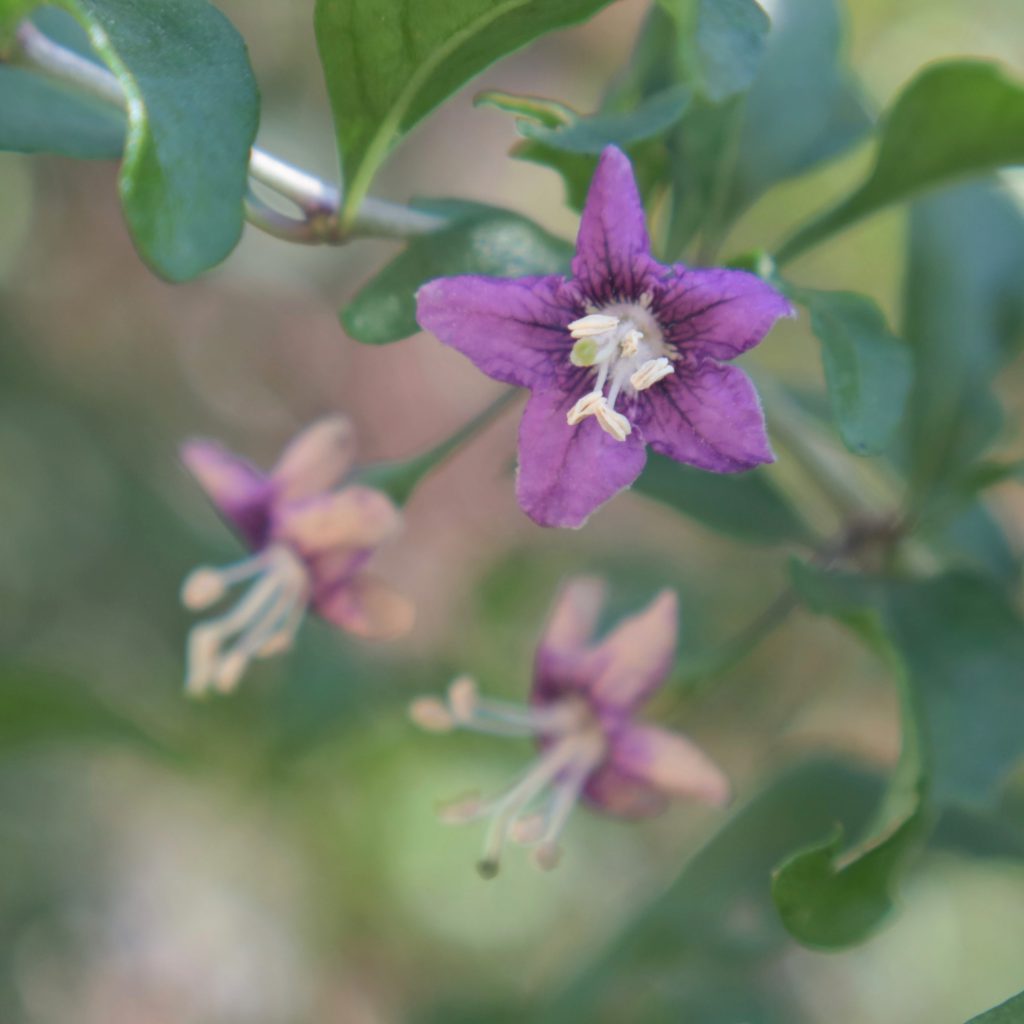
[516,387,647,528]
[655,266,795,361]
[180,439,272,548]
[584,589,678,712]
[571,146,660,304]
[640,362,774,472]
[415,275,578,389]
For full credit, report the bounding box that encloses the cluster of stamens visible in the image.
[565,301,674,442]
[410,677,608,877]
[180,543,311,696]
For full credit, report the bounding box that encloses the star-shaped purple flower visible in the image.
[416,146,794,528]
[180,417,413,696]
[410,578,729,876]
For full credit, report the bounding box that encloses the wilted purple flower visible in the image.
[416,146,793,527]
[410,578,729,876]
[180,418,413,696]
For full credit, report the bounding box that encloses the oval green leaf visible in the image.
[314,0,618,226]
[777,61,1024,264]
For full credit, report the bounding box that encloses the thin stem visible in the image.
[8,20,444,244]
[356,389,521,505]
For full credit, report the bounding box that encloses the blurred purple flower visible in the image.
[410,577,729,876]
[180,418,413,696]
[416,146,793,527]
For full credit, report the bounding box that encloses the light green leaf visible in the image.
[314,0,617,226]
[657,0,769,102]
[903,183,1024,502]
[772,811,925,948]
[474,90,575,129]
[633,451,812,545]
[513,84,691,153]
[539,759,884,1021]
[966,990,1024,1023]
[3,0,259,281]
[658,0,870,252]
[795,287,912,455]
[342,200,572,345]
[777,61,1024,264]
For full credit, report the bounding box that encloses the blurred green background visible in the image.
[1,0,1024,1021]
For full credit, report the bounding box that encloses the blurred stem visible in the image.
[355,389,520,505]
[9,20,444,244]
[694,97,746,265]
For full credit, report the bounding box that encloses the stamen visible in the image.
[181,568,227,610]
[594,404,632,442]
[409,697,455,732]
[566,391,605,426]
[570,338,600,367]
[568,313,619,338]
[448,676,478,723]
[181,544,310,697]
[533,842,563,871]
[630,357,674,391]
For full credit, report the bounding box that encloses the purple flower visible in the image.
[416,146,794,528]
[180,417,413,696]
[410,578,729,876]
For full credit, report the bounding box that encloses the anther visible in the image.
[448,676,478,723]
[630,357,674,391]
[533,842,563,871]
[410,697,456,732]
[594,404,632,442]
[181,568,227,610]
[568,313,619,338]
[566,391,606,426]
[619,329,642,358]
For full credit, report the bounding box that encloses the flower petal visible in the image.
[271,417,357,502]
[611,724,730,807]
[639,362,774,472]
[572,146,657,304]
[655,267,795,361]
[316,574,415,640]
[180,439,271,547]
[274,486,402,554]
[586,589,677,711]
[416,275,577,389]
[516,387,647,528]
[539,576,606,656]
[582,762,669,819]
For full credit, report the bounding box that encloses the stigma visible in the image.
[410,677,608,877]
[180,544,311,696]
[565,301,674,441]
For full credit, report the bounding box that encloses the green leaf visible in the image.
[633,452,812,545]
[540,759,884,1021]
[342,200,572,345]
[777,61,1024,264]
[794,287,912,455]
[659,0,871,252]
[792,564,1024,810]
[514,84,691,154]
[0,64,124,157]
[5,0,259,281]
[474,90,575,129]
[966,990,1024,1023]
[772,811,925,948]
[902,183,1024,502]
[656,0,769,103]
[313,0,617,226]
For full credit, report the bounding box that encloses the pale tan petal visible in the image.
[317,574,415,640]
[271,417,356,501]
[276,486,401,553]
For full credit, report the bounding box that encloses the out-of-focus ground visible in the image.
[1,0,1023,1021]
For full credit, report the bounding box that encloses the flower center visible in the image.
[565,298,674,442]
[180,543,311,696]
[409,678,609,876]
